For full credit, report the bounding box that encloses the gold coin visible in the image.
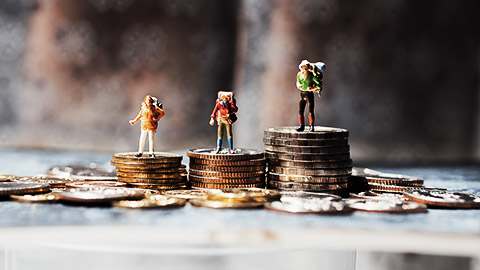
[65,181,128,188]
[189,163,266,172]
[115,166,186,174]
[189,198,264,209]
[116,171,183,179]
[163,189,209,200]
[127,183,187,190]
[112,152,183,164]
[188,174,266,184]
[0,182,51,195]
[113,195,186,209]
[117,176,187,184]
[111,160,182,169]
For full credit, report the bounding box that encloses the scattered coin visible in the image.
[113,195,186,209]
[352,167,424,187]
[65,181,128,188]
[47,163,116,181]
[346,199,428,214]
[403,189,480,209]
[13,175,79,188]
[163,189,210,200]
[0,182,50,196]
[368,182,424,193]
[57,187,145,204]
[206,188,281,203]
[280,191,342,201]
[0,174,15,182]
[11,192,60,203]
[265,197,352,215]
[190,198,264,209]
[349,191,405,201]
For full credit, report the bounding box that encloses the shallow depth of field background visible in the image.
[0,0,478,163]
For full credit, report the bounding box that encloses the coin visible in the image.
[115,166,186,174]
[188,169,265,178]
[349,191,405,201]
[188,158,266,167]
[403,189,480,209]
[187,148,264,161]
[265,152,350,162]
[265,145,350,155]
[111,160,181,169]
[268,159,353,169]
[163,189,209,200]
[190,182,265,189]
[263,137,349,147]
[190,198,264,209]
[268,180,349,191]
[189,174,266,184]
[0,174,15,182]
[268,166,352,176]
[346,199,428,214]
[267,172,350,183]
[264,127,349,140]
[116,171,183,179]
[265,198,352,215]
[0,182,51,195]
[280,191,343,201]
[117,175,187,183]
[112,152,183,164]
[127,183,187,190]
[65,181,128,188]
[206,188,281,203]
[368,183,424,193]
[189,163,266,172]
[47,164,116,181]
[57,187,145,203]
[113,195,186,209]
[12,175,78,188]
[11,192,60,203]
[352,167,424,187]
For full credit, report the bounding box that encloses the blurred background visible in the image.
[0,0,478,163]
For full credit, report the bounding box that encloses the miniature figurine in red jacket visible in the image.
[209,91,238,154]
[130,95,165,157]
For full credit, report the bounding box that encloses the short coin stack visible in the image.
[111,152,187,190]
[187,148,266,189]
[264,126,352,196]
[350,167,424,194]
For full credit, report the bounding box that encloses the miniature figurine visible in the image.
[129,95,165,157]
[296,60,326,132]
[209,91,238,154]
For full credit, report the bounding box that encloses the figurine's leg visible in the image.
[307,92,315,132]
[226,123,233,153]
[136,129,147,157]
[216,118,225,153]
[297,92,306,132]
[148,131,155,157]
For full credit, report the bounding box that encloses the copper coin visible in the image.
[346,199,428,214]
[0,182,51,195]
[115,165,186,174]
[264,145,350,155]
[263,137,349,147]
[188,163,266,172]
[264,126,349,140]
[188,158,266,167]
[367,183,424,193]
[65,181,128,188]
[186,148,264,161]
[57,187,145,203]
[265,152,350,162]
[267,172,350,183]
[188,169,265,178]
[403,189,480,209]
[268,166,352,176]
[116,171,183,179]
[111,160,182,169]
[190,182,265,189]
[352,167,424,187]
[112,152,183,164]
[267,159,353,169]
[118,176,187,184]
[127,183,187,190]
[11,192,60,203]
[188,174,266,184]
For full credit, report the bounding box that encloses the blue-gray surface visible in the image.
[0,149,479,234]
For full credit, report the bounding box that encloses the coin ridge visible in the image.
[187,148,264,161]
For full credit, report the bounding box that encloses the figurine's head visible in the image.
[314,62,326,73]
[299,60,310,70]
[144,95,153,105]
[221,94,231,102]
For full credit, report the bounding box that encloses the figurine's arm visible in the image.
[296,72,303,90]
[209,103,219,126]
[129,110,142,126]
[230,98,238,113]
[154,108,165,121]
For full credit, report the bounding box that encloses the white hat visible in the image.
[314,62,326,73]
[298,60,310,70]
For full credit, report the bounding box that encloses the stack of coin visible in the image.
[264,127,352,196]
[351,167,424,194]
[111,152,187,190]
[187,148,266,189]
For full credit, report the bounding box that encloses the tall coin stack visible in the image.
[111,152,187,190]
[264,127,352,196]
[187,148,266,189]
